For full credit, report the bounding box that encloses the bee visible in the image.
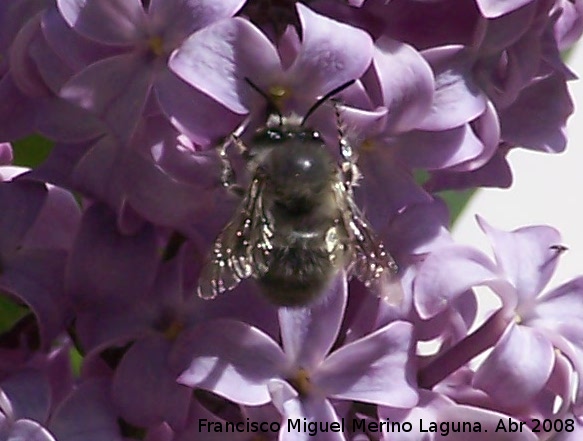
[197,80,400,307]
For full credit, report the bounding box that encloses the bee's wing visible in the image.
[197,177,272,299]
[333,181,402,304]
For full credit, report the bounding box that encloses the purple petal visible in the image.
[531,277,583,332]
[1,249,68,349]
[418,45,487,131]
[279,275,347,370]
[287,4,373,96]
[356,146,432,229]
[477,217,562,302]
[155,69,242,146]
[0,143,12,165]
[1,370,51,422]
[424,147,513,191]
[176,320,286,406]
[476,0,535,19]
[274,393,344,441]
[21,184,80,250]
[49,379,123,441]
[34,96,106,142]
[313,321,418,407]
[395,124,484,171]
[60,53,154,141]
[474,323,554,407]
[413,245,502,319]
[57,0,146,45]
[0,74,36,140]
[170,18,279,114]
[372,36,434,133]
[6,420,57,441]
[499,74,573,153]
[0,180,46,253]
[149,0,245,38]
[121,148,215,231]
[42,7,123,71]
[66,203,159,310]
[438,404,538,440]
[112,336,191,429]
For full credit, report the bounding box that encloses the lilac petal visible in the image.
[372,36,434,133]
[60,53,154,141]
[155,69,242,146]
[531,277,583,331]
[0,74,36,140]
[112,336,191,429]
[478,2,536,52]
[313,321,418,407]
[477,217,562,303]
[170,18,279,114]
[287,4,373,96]
[274,392,344,441]
[1,370,51,422]
[149,0,245,38]
[0,180,46,253]
[439,404,538,440]
[446,101,499,172]
[383,198,452,260]
[474,323,554,407]
[418,45,487,131]
[35,97,106,143]
[21,184,80,250]
[70,136,125,209]
[49,379,123,441]
[24,141,92,190]
[56,0,146,45]
[424,147,513,191]
[279,275,347,370]
[121,148,214,230]
[42,7,123,72]
[0,143,12,165]
[414,245,502,319]
[1,249,67,349]
[499,74,572,153]
[66,203,159,310]
[176,320,287,406]
[356,147,432,229]
[476,0,534,19]
[395,124,484,170]
[7,420,57,441]
[554,0,583,50]
[9,14,52,97]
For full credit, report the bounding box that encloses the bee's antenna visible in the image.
[244,77,283,125]
[301,79,356,126]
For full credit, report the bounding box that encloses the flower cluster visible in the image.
[1,0,582,440]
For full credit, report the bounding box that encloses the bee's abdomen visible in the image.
[258,244,335,307]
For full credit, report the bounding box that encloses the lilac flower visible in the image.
[0,168,80,349]
[54,0,245,143]
[415,217,583,414]
[175,276,417,436]
[379,390,538,441]
[170,3,374,126]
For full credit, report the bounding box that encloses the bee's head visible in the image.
[254,127,336,215]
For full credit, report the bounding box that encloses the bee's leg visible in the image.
[333,100,360,190]
[217,134,246,198]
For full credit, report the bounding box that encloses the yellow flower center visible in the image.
[163,320,185,340]
[268,84,292,110]
[148,35,165,57]
[288,367,313,396]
